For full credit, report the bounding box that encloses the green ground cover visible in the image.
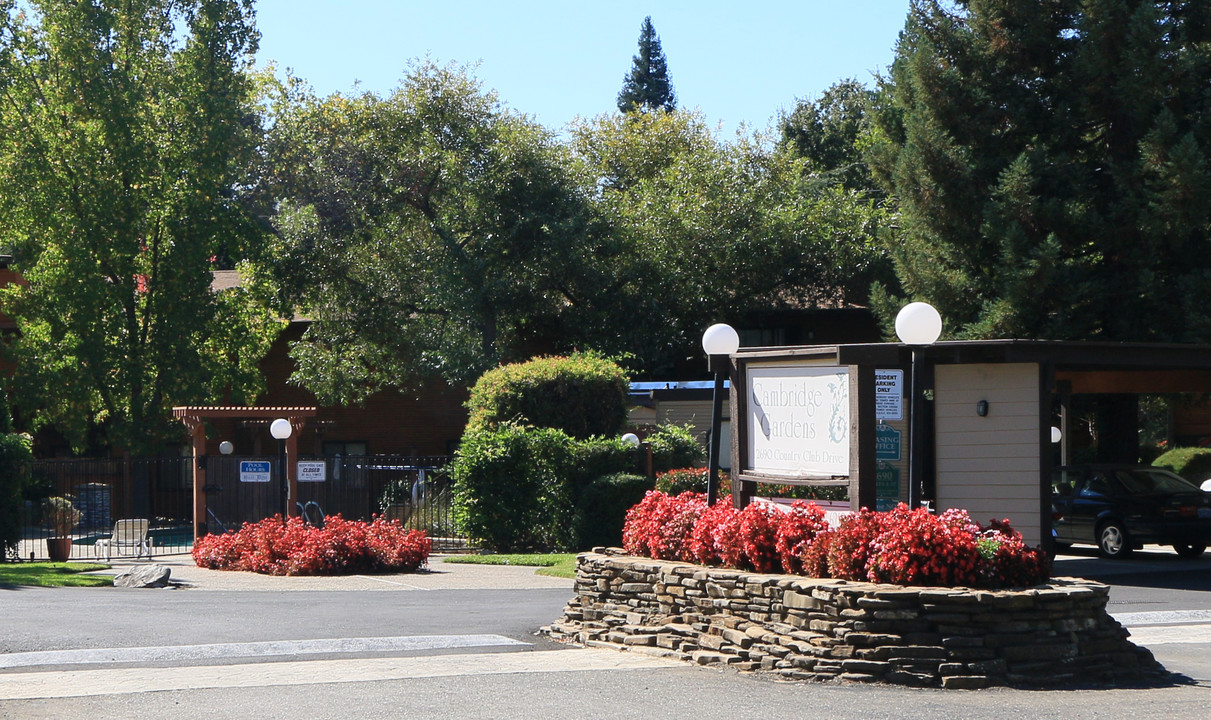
[442,553,577,579]
[0,562,113,587]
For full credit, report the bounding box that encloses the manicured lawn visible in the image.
[0,562,113,588]
[443,553,578,579]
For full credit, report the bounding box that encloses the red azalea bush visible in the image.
[620,494,1051,589]
[192,515,432,576]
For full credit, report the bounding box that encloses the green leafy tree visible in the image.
[780,79,880,196]
[617,16,676,113]
[570,110,893,375]
[267,62,615,404]
[868,0,1211,342]
[0,0,281,453]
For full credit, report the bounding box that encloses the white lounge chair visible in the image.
[94,519,151,561]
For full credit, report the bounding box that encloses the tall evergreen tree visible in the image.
[869,0,1211,343]
[617,16,676,113]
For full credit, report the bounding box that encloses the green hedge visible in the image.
[1153,447,1211,484]
[574,473,654,550]
[452,425,645,552]
[0,432,32,561]
[464,353,628,440]
[645,423,705,472]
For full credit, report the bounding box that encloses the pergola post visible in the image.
[181,415,207,540]
[173,406,317,540]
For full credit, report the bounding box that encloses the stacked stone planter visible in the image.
[545,550,1163,689]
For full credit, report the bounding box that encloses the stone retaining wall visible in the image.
[544,550,1161,689]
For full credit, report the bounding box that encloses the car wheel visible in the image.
[1174,542,1206,559]
[1098,522,1132,559]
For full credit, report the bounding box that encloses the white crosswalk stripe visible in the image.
[1115,610,1211,646]
[0,648,683,700]
[0,634,528,669]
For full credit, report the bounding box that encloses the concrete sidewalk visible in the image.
[94,553,576,592]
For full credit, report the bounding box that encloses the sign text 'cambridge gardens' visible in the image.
[746,366,850,477]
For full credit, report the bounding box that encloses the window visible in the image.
[323,441,367,457]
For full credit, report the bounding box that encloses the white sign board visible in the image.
[297,461,326,483]
[239,460,271,483]
[875,369,904,421]
[746,366,850,477]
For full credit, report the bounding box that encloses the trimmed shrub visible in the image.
[1153,447,1211,484]
[574,473,653,550]
[573,436,639,484]
[646,423,704,472]
[191,515,431,575]
[452,424,579,551]
[464,353,628,439]
[452,424,645,552]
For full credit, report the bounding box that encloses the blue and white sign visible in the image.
[239,460,272,483]
[875,369,904,420]
[875,424,902,461]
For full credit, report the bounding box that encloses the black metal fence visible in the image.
[20,454,466,561]
[20,456,195,562]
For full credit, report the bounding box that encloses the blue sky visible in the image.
[253,1,912,136]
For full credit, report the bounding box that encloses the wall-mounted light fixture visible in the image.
[976,400,989,417]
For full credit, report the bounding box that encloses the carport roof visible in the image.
[733,339,1211,394]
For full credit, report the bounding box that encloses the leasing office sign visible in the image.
[746,366,850,477]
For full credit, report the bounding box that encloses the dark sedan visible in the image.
[1052,465,1211,559]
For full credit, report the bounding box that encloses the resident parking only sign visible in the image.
[239,460,271,483]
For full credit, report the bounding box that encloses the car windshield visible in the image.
[1109,468,1200,495]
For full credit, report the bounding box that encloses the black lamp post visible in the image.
[270,418,292,520]
[702,323,740,506]
[894,302,941,511]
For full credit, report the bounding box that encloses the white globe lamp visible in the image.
[895,302,943,346]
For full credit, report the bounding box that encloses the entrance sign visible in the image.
[875,369,903,420]
[746,366,850,477]
[297,461,326,483]
[239,460,271,483]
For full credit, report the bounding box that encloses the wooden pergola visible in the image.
[172,406,317,538]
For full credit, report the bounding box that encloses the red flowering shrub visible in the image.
[619,496,1051,589]
[621,491,706,561]
[826,508,889,580]
[865,505,981,586]
[192,515,431,576]
[975,517,1053,588]
[775,501,830,575]
[733,502,783,572]
[798,528,834,577]
[689,501,739,566]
